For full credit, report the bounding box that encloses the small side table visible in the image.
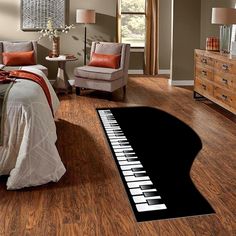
[46,55,77,93]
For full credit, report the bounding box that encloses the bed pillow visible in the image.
[2,51,35,66]
[88,53,121,69]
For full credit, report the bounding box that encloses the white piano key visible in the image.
[133,195,161,204]
[136,203,167,212]
[125,175,150,182]
[109,137,127,140]
[120,164,143,171]
[129,188,157,195]
[109,138,127,141]
[117,156,138,161]
[123,170,146,176]
[110,141,129,145]
[127,180,153,188]
[115,152,135,156]
[112,145,132,149]
[119,161,141,166]
[114,148,133,152]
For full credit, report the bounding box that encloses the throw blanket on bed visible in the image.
[8,70,53,115]
[0,71,16,145]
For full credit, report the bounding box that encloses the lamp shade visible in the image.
[76,9,96,24]
[212,8,236,25]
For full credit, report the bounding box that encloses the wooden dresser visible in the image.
[194,49,236,114]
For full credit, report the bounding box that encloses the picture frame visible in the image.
[21,0,66,31]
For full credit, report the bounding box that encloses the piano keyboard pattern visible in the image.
[98,109,167,213]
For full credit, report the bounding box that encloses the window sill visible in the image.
[130,47,144,53]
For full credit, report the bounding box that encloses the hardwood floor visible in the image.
[0,76,235,236]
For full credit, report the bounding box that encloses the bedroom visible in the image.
[0,0,235,235]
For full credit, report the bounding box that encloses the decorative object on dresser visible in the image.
[76,9,96,65]
[74,42,130,96]
[194,49,236,114]
[46,55,77,94]
[206,37,219,51]
[211,8,236,53]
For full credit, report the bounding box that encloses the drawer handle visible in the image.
[201,84,207,90]
[222,64,229,71]
[222,78,228,84]
[202,70,207,76]
[222,94,228,100]
[201,58,207,64]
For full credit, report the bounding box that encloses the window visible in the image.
[118,0,146,48]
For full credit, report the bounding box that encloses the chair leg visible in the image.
[123,86,126,95]
[76,87,81,96]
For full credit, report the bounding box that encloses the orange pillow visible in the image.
[2,51,35,66]
[88,53,121,69]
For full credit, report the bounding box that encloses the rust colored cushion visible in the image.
[88,53,121,69]
[2,51,35,66]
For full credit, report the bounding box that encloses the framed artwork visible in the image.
[21,0,66,31]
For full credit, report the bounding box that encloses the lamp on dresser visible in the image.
[76,9,96,65]
[211,7,236,53]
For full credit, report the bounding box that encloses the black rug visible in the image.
[97,106,215,222]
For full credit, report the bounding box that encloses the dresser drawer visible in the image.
[194,77,213,96]
[195,53,213,67]
[213,71,236,91]
[214,59,236,74]
[195,65,213,81]
[213,86,236,109]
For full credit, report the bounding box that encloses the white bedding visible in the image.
[0,68,66,190]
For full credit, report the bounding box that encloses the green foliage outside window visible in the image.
[121,0,146,47]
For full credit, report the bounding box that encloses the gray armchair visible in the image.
[74,42,130,95]
[0,41,48,76]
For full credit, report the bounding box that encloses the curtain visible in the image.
[144,0,159,75]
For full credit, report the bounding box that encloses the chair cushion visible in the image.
[74,66,124,81]
[21,64,48,76]
[88,53,121,69]
[94,43,123,55]
[2,51,35,66]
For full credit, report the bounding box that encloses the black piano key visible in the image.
[132,168,144,172]
[124,154,136,157]
[118,140,128,143]
[123,150,134,153]
[140,185,154,190]
[147,199,163,205]
[143,192,158,197]
[127,158,138,162]
[134,173,147,177]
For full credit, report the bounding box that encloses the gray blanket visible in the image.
[0,82,14,145]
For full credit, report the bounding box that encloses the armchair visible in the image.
[74,42,130,95]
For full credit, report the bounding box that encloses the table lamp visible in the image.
[76,9,96,65]
[212,8,236,53]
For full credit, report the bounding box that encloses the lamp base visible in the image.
[220,25,232,53]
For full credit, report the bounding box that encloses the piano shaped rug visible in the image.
[97,106,215,222]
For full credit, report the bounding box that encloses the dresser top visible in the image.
[195,49,236,62]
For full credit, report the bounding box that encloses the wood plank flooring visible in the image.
[0,76,235,236]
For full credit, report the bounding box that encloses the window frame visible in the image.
[117,0,146,49]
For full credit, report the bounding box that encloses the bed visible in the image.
[0,67,66,190]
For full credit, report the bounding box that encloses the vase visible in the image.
[52,37,60,57]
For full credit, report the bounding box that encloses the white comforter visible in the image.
[0,68,66,190]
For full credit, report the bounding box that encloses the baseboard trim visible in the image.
[128,70,144,75]
[159,69,170,74]
[169,80,194,86]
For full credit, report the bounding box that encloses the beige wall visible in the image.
[171,0,201,82]
[159,0,172,70]
[200,0,234,49]
[0,0,116,79]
